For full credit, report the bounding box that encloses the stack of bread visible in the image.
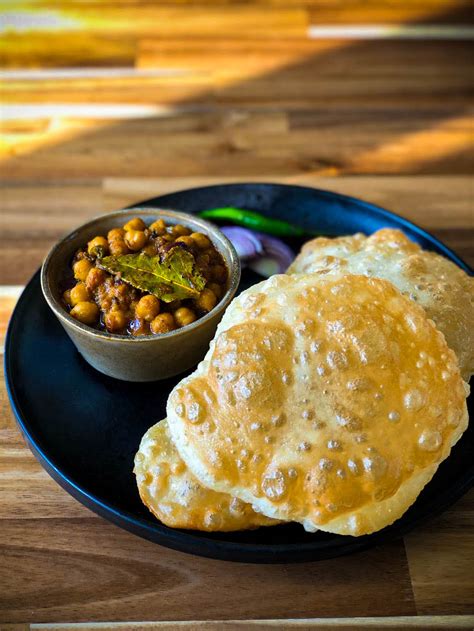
[134,229,472,536]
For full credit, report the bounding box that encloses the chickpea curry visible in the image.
[62,217,228,336]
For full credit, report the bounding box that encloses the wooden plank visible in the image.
[17,615,474,629]
[0,34,136,70]
[0,442,93,520]
[2,109,473,182]
[405,489,474,615]
[4,0,467,9]
[0,175,472,285]
[0,180,103,284]
[0,180,105,236]
[306,0,474,25]
[1,173,472,235]
[1,1,471,73]
[136,39,345,86]
[0,6,308,39]
[0,360,18,436]
[0,288,21,352]
[102,174,474,228]
[103,175,474,267]
[4,0,472,25]
[0,517,415,622]
[3,39,472,107]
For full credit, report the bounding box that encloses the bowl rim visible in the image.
[40,207,241,344]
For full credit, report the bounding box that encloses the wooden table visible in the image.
[1,1,473,628]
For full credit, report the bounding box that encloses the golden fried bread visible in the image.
[167,274,469,536]
[134,419,277,531]
[288,228,474,380]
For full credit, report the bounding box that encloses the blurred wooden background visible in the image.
[0,0,473,626]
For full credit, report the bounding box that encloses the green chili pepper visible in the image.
[198,207,306,237]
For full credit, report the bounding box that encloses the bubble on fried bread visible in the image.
[404,389,425,411]
[262,469,287,500]
[418,430,442,452]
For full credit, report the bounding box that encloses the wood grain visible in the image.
[1,0,473,624]
[0,616,473,630]
[0,175,472,286]
[3,110,473,180]
[0,518,416,622]
[3,40,472,107]
[405,489,474,615]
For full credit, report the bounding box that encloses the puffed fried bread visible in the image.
[288,228,474,380]
[167,273,469,536]
[134,419,278,531]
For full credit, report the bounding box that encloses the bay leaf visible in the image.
[98,247,206,302]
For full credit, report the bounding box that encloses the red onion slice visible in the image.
[220,226,264,260]
[221,226,295,277]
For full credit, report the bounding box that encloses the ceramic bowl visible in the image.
[41,208,241,381]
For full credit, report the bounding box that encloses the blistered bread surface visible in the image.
[288,228,474,380]
[167,273,469,535]
[134,419,277,531]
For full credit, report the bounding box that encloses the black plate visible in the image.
[5,183,473,563]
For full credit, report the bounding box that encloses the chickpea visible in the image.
[108,228,125,241]
[125,229,147,251]
[195,288,217,313]
[87,236,109,258]
[109,240,129,256]
[124,217,146,232]
[149,219,166,235]
[211,264,227,283]
[174,307,197,328]
[208,282,223,299]
[105,309,127,333]
[63,289,72,306]
[86,267,106,292]
[172,224,191,237]
[108,227,129,255]
[159,233,174,244]
[70,282,91,306]
[191,232,212,250]
[175,235,195,248]
[150,312,176,335]
[136,295,160,321]
[70,301,99,325]
[142,244,156,256]
[73,258,93,282]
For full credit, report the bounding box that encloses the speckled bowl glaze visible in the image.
[41,208,241,382]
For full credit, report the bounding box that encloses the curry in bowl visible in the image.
[61,216,228,337]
